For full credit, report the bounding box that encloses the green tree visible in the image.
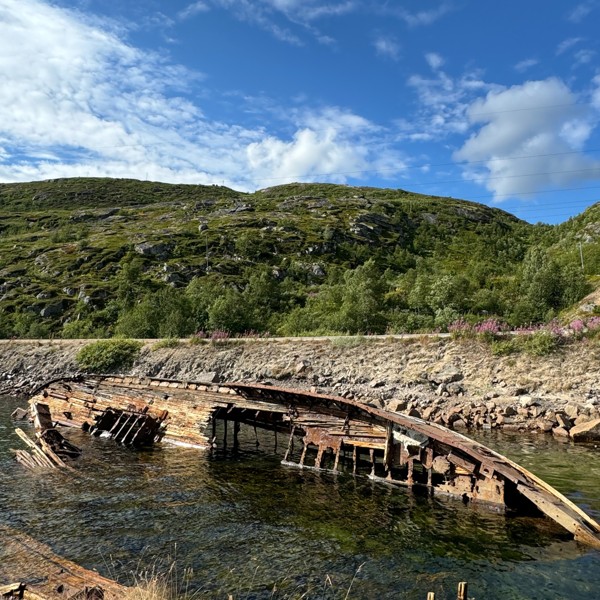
[116,288,193,338]
[207,288,251,333]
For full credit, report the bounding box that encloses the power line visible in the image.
[467,101,593,118]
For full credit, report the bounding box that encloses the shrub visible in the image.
[521,331,562,356]
[447,318,473,339]
[151,338,181,350]
[76,339,142,372]
[490,338,517,356]
[585,316,600,338]
[330,335,368,348]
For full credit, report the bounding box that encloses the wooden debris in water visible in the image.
[0,526,127,600]
[425,582,469,600]
[88,406,167,446]
[12,403,81,472]
[10,407,28,421]
[12,428,57,470]
[0,581,26,598]
[29,374,600,549]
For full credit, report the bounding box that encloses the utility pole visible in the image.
[199,223,209,273]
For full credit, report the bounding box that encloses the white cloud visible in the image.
[556,37,583,55]
[514,58,538,73]
[261,0,356,20]
[568,2,597,23]
[385,3,454,26]
[401,67,498,140]
[0,0,403,191]
[247,107,404,184]
[205,0,356,44]
[592,75,600,110]
[454,78,600,199]
[374,35,400,60]
[178,2,210,20]
[574,49,596,66]
[425,52,444,70]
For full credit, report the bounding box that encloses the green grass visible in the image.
[151,338,182,350]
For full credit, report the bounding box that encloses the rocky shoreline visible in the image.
[1,336,599,441]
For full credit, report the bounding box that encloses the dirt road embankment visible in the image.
[1,336,599,438]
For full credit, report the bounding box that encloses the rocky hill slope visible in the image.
[0,178,597,338]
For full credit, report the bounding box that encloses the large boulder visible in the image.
[40,302,65,318]
[569,418,600,442]
[134,242,172,260]
[430,366,463,385]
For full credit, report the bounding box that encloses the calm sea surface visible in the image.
[1,395,599,599]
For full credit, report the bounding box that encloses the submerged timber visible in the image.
[29,374,600,549]
[0,526,126,600]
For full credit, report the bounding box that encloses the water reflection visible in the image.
[1,396,599,599]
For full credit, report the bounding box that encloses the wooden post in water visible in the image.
[457,581,468,600]
[233,419,240,450]
[427,593,435,600]
[283,427,295,462]
[333,444,341,472]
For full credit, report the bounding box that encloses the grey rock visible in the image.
[431,366,463,385]
[196,371,220,383]
[40,302,64,318]
[446,382,464,395]
[556,413,572,430]
[552,426,570,438]
[519,396,534,408]
[134,242,173,259]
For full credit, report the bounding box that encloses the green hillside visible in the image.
[0,178,595,338]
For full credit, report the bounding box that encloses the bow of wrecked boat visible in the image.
[20,374,600,550]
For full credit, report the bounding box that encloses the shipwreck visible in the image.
[25,374,600,549]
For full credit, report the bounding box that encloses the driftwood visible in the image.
[0,526,127,600]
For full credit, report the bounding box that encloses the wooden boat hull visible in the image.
[28,374,600,549]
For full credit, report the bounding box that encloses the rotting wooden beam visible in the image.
[0,526,127,600]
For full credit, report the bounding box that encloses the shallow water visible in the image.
[1,396,599,599]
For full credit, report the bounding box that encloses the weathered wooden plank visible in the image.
[14,429,55,470]
[0,526,127,600]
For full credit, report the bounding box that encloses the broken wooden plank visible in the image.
[0,526,127,600]
[31,403,53,432]
[14,429,56,470]
[10,408,28,421]
[0,582,26,598]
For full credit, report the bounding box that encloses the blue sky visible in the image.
[2,1,600,223]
